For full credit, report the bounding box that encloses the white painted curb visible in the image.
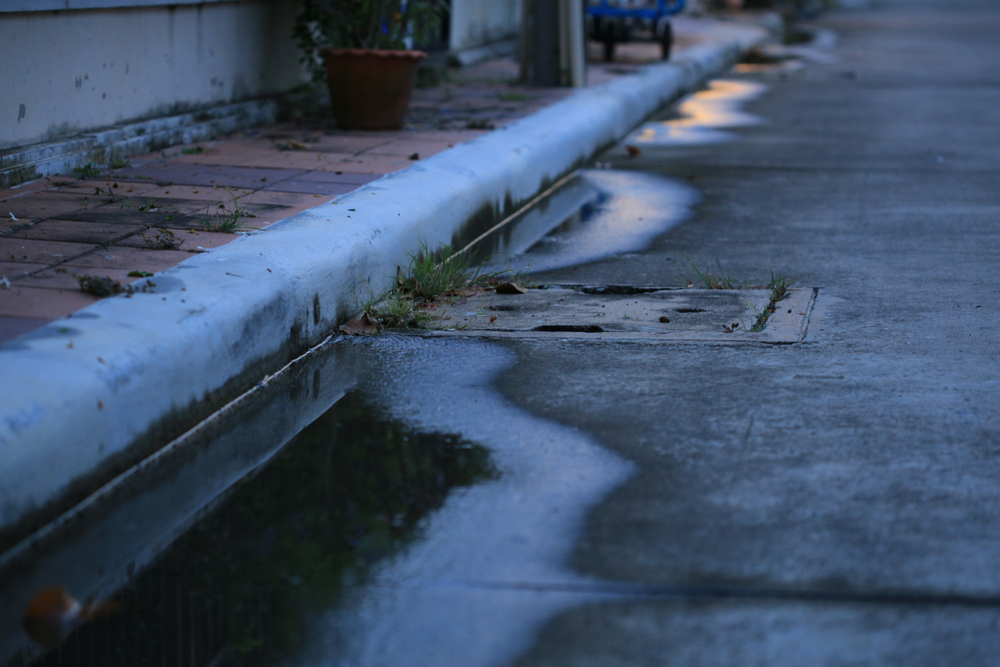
[0,20,766,542]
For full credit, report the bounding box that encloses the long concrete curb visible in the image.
[0,20,767,547]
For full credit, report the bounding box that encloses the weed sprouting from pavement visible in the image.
[686,256,740,289]
[360,290,434,330]
[750,270,795,332]
[137,200,162,212]
[398,242,498,301]
[200,192,260,233]
[142,229,184,250]
[354,242,510,331]
[75,273,156,297]
[73,163,102,179]
[93,185,127,207]
[75,274,128,297]
[765,269,792,302]
[683,257,794,333]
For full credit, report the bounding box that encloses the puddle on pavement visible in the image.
[0,349,494,667]
[626,79,768,147]
[469,169,698,275]
[458,81,769,277]
[1,336,634,667]
[282,336,633,667]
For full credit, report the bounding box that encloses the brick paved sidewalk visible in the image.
[0,32,704,346]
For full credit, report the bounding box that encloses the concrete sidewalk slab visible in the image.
[423,288,815,345]
[0,19,767,550]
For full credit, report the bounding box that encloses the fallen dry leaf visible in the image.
[23,585,120,649]
[495,282,528,295]
[339,312,381,336]
[626,145,642,157]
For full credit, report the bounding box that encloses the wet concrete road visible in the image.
[484,1,1000,663]
[287,1,1000,664]
[6,1,999,665]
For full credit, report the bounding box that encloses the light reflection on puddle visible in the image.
[481,170,699,275]
[285,337,635,667]
[472,81,768,276]
[628,79,768,147]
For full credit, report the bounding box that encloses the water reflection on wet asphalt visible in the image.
[481,170,699,276]
[627,79,767,147]
[286,337,632,667]
[1,337,630,667]
[471,81,767,277]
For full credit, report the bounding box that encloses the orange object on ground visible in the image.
[22,585,120,649]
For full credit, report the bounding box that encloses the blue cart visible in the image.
[587,0,687,62]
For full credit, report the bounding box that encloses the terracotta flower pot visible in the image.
[319,48,426,131]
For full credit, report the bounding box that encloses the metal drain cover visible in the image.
[425,287,816,344]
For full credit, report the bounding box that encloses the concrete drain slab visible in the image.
[424,287,816,344]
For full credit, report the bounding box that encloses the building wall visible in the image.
[0,1,304,152]
[449,0,521,52]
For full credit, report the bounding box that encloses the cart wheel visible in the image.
[660,21,673,60]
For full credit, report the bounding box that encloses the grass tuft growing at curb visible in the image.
[200,192,261,233]
[397,241,497,301]
[355,242,508,331]
[76,274,129,297]
[75,274,158,298]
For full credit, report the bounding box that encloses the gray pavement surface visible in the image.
[487,0,1000,662]
[220,1,998,662]
[265,1,1000,664]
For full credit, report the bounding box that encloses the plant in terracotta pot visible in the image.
[294,0,447,130]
